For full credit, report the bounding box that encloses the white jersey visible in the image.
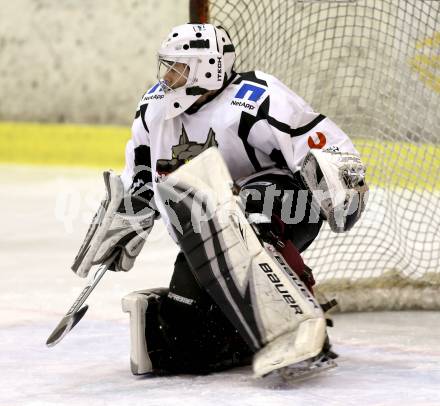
[121,70,358,230]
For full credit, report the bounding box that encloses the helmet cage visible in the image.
[157,58,191,93]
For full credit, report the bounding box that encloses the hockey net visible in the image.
[190,0,440,311]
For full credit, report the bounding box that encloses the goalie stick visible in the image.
[46,251,119,347]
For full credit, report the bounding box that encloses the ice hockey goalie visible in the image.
[122,147,346,378]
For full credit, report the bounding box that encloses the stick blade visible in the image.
[46,305,89,347]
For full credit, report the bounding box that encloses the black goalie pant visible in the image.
[145,171,323,374]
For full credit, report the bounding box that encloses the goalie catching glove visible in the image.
[71,171,157,278]
[300,147,369,233]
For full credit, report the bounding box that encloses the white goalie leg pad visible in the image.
[250,247,326,377]
[156,147,326,378]
[121,288,167,375]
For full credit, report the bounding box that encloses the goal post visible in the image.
[189,0,440,311]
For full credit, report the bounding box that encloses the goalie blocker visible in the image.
[123,148,327,377]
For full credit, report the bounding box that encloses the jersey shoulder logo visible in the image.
[142,82,164,102]
[231,82,267,111]
[156,124,218,177]
[235,83,267,102]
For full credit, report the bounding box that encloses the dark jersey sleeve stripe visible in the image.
[235,71,326,138]
[139,103,149,133]
[131,144,154,201]
[267,113,326,138]
[236,72,271,171]
[289,114,326,137]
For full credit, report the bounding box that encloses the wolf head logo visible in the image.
[156,124,218,176]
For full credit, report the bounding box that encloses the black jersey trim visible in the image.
[185,72,238,115]
[268,114,326,138]
[233,71,267,86]
[139,103,150,133]
[269,149,288,169]
[234,72,326,138]
[131,145,154,201]
[134,145,152,170]
[237,97,275,172]
[235,73,269,171]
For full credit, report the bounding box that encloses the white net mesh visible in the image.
[198,0,440,310]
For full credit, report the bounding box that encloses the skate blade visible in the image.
[276,357,337,382]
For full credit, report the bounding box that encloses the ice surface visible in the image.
[1,166,439,406]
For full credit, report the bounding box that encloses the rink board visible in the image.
[1,122,439,190]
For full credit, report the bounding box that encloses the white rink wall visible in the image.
[0,0,187,124]
[2,0,439,135]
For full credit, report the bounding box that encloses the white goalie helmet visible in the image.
[157,23,236,119]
